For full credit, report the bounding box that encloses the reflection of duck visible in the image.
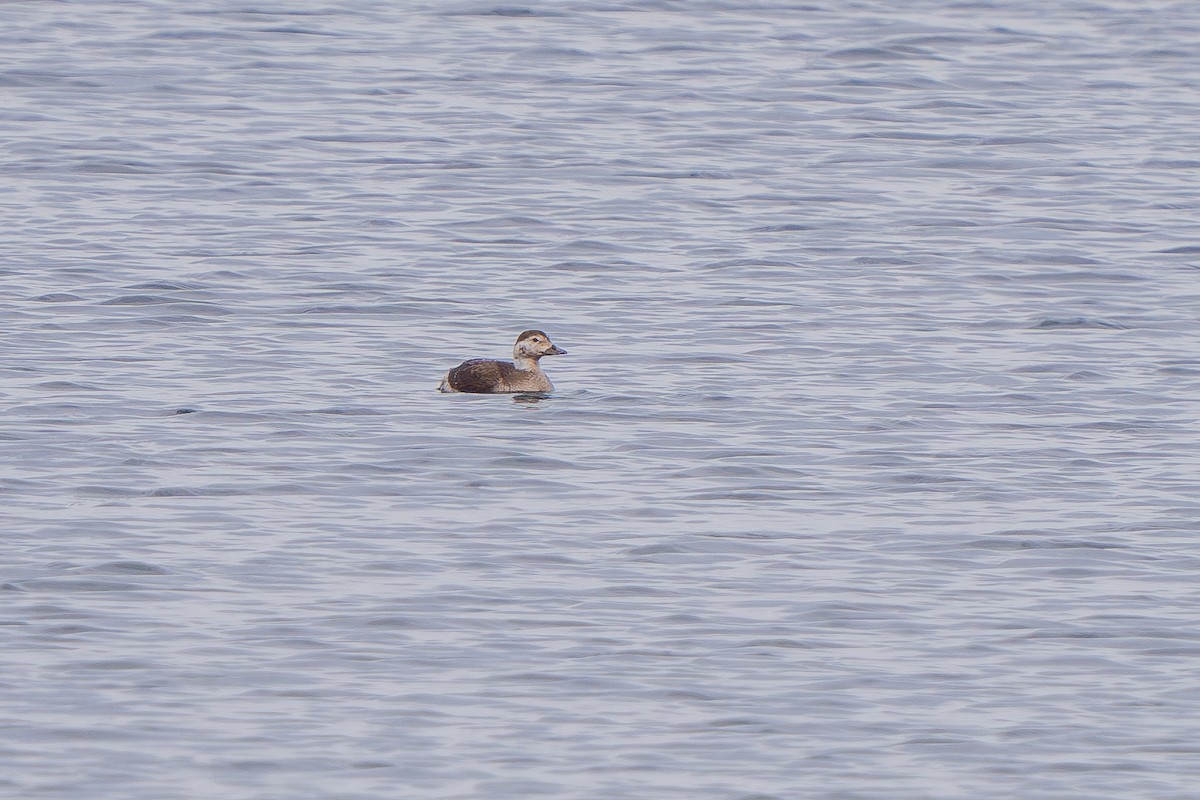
[438,330,567,394]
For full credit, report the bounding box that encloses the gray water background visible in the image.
[3,1,1200,798]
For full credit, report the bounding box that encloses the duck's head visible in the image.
[514,329,566,360]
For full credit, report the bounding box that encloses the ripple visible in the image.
[90,561,173,575]
[6,579,143,593]
[1031,317,1129,330]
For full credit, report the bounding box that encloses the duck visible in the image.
[438,330,566,394]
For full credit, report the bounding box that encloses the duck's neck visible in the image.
[513,355,543,372]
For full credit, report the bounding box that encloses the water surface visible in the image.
[3,1,1200,798]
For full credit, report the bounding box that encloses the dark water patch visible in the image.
[513,46,594,61]
[302,134,454,144]
[442,6,568,17]
[1068,419,1182,432]
[910,98,996,110]
[1141,159,1200,169]
[1014,216,1144,233]
[911,156,1044,171]
[823,45,945,62]
[624,544,690,557]
[125,280,206,291]
[43,726,150,742]
[1011,362,1090,374]
[89,561,174,575]
[886,473,970,485]
[6,579,143,593]
[299,302,451,316]
[98,295,228,312]
[965,536,1125,551]
[701,258,800,270]
[73,159,160,174]
[39,624,112,635]
[910,217,978,228]
[737,638,818,650]
[598,585,681,598]
[837,75,947,90]
[176,247,331,258]
[450,236,540,245]
[144,28,250,41]
[486,455,577,470]
[978,135,1068,146]
[1031,317,1128,330]
[685,490,794,501]
[1035,255,1104,266]
[850,130,980,142]
[360,615,423,630]
[441,214,551,229]
[0,478,40,491]
[751,223,815,232]
[73,485,143,498]
[166,410,274,423]
[619,169,735,179]
[312,281,395,293]
[1016,539,1126,550]
[31,293,84,302]
[655,354,740,364]
[33,381,99,391]
[62,659,161,672]
[853,256,917,265]
[0,70,104,89]
[1021,268,1144,282]
[638,43,721,53]
[143,486,249,497]
[511,393,551,404]
[312,407,385,415]
[252,26,346,37]
[548,259,660,272]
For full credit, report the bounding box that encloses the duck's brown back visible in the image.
[443,359,552,394]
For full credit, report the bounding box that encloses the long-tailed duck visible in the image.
[438,330,566,394]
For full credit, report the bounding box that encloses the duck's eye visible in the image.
[532,337,541,343]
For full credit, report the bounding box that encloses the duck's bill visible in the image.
[546,346,566,355]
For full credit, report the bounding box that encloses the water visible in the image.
[3,1,1200,798]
